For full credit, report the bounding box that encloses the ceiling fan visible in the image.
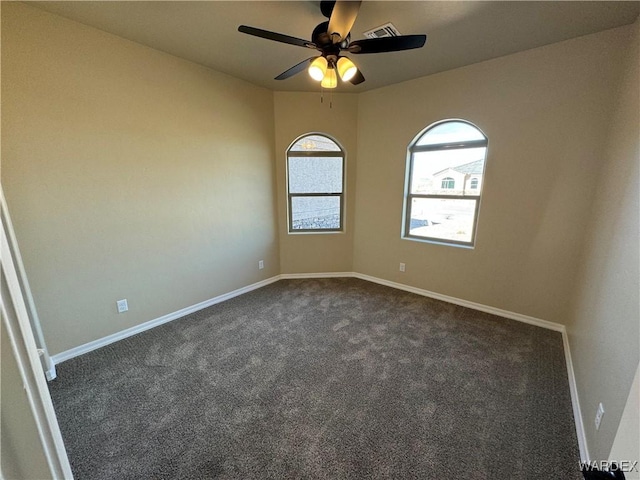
[238,0,427,88]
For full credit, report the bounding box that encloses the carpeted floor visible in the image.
[49,278,581,479]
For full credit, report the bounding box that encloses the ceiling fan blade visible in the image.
[238,25,316,49]
[348,35,427,54]
[348,69,365,85]
[320,0,335,19]
[275,57,317,80]
[327,0,362,44]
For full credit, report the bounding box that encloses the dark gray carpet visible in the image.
[49,278,581,479]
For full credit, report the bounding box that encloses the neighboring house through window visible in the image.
[287,133,345,232]
[403,119,488,247]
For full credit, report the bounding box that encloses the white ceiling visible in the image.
[30,1,640,93]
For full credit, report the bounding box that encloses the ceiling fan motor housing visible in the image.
[312,21,332,47]
[312,21,350,66]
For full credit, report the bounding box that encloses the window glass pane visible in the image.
[408,198,476,243]
[290,135,341,152]
[416,121,485,146]
[411,147,486,195]
[291,196,340,230]
[288,157,343,194]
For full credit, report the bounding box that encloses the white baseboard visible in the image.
[51,275,281,365]
[50,270,589,462]
[280,272,355,279]
[352,272,565,332]
[45,365,57,381]
[280,271,564,331]
[562,329,590,462]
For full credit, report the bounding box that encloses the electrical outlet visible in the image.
[116,299,128,313]
[595,402,605,430]
[399,263,406,272]
[258,260,264,270]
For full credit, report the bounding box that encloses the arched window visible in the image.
[404,120,488,247]
[441,177,455,189]
[287,133,345,232]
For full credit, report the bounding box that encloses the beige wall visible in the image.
[274,92,358,273]
[567,18,639,462]
[1,3,279,355]
[354,25,632,325]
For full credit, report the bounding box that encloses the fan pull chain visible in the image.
[319,88,332,109]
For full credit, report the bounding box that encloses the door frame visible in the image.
[1,202,73,478]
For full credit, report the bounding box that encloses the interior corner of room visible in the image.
[1,1,638,478]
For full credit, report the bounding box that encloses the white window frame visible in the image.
[286,133,345,234]
[403,119,488,248]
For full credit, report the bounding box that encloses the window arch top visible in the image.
[290,134,341,152]
[415,121,486,147]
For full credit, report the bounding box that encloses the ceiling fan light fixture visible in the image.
[320,67,337,89]
[337,57,357,82]
[308,56,328,81]
[239,0,427,89]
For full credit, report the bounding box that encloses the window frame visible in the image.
[403,120,488,248]
[286,133,345,234]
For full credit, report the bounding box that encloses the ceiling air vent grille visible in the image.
[363,22,401,39]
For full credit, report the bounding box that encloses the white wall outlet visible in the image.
[258,260,264,270]
[116,299,128,313]
[399,262,406,272]
[595,402,605,430]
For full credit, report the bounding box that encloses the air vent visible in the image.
[363,22,401,39]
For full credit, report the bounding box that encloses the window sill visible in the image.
[288,230,345,235]
[402,235,475,249]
